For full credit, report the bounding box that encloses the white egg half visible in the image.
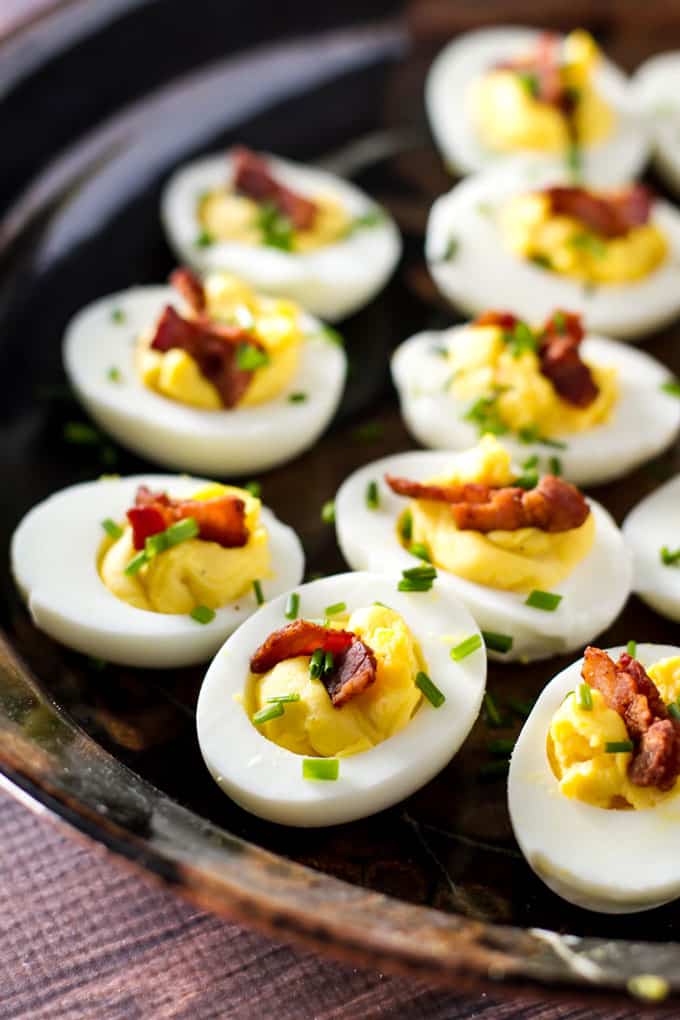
[63,285,346,475]
[426,26,649,182]
[196,571,486,827]
[632,52,680,195]
[509,643,680,913]
[623,474,680,622]
[10,475,304,669]
[335,451,631,663]
[426,162,680,339]
[160,152,402,321]
[392,326,680,486]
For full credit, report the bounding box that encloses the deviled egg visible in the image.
[426,27,649,182]
[426,162,680,338]
[196,571,486,826]
[161,146,401,320]
[335,436,631,663]
[392,308,680,486]
[509,643,680,912]
[63,268,346,475]
[10,475,304,668]
[633,52,680,195]
[623,474,680,622]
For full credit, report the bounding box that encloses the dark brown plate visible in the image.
[3,1,680,1006]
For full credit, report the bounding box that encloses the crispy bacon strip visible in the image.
[539,310,598,408]
[473,310,519,332]
[544,184,653,238]
[232,145,317,230]
[495,32,570,110]
[149,305,260,408]
[128,485,248,550]
[581,647,680,790]
[385,473,589,534]
[169,267,205,314]
[249,620,377,707]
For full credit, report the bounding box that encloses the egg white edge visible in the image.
[631,52,680,196]
[391,328,680,486]
[62,285,347,476]
[10,474,305,669]
[622,474,680,622]
[335,450,632,663]
[159,152,402,321]
[508,642,680,913]
[195,570,487,827]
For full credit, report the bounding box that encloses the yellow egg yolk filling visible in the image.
[400,435,594,593]
[548,656,680,809]
[98,483,270,614]
[246,604,425,758]
[472,30,614,153]
[136,272,303,410]
[448,324,617,438]
[501,191,668,284]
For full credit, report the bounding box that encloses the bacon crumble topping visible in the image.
[232,145,317,230]
[582,646,680,791]
[249,620,377,708]
[127,485,249,550]
[495,33,572,111]
[543,184,653,238]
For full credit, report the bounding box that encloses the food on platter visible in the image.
[633,52,680,195]
[623,474,680,622]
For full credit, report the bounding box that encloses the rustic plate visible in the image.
[3,0,680,1006]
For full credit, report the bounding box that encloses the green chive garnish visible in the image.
[549,456,562,476]
[450,634,482,661]
[400,510,413,543]
[258,201,293,250]
[669,703,680,722]
[409,542,431,562]
[569,232,607,258]
[415,671,445,707]
[487,738,515,755]
[321,325,344,347]
[288,392,307,403]
[576,683,593,710]
[566,141,582,177]
[514,471,538,491]
[605,740,633,753]
[482,631,513,654]
[101,518,123,540]
[145,531,169,558]
[309,649,324,678]
[483,691,503,728]
[266,693,301,704]
[661,380,680,397]
[522,454,539,470]
[507,320,536,358]
[365,480,380,510]
[525,589,562,611]
[348,209,386,232]
[323,650,335,674]
[165,517,199,547]
[190,605,215,624]
[111,307,126,324]
[517,70,539,97]
[438,236,459,262]
[398,577,434,593]
[124,551,148,576]
[324,601,346,616]
[302,758,339,781]
[107,366,122,382]
[245,480,261,498]
[236,343,270,372]
[195,229,214,248]
[661,546,680,566]
[253,580,265,605]
[285,593,300,620]
[64,421,100,445]
[552,311,566,334]
[626,640,637,658]
[253,702,285,725]
[465,395,508,437]
[321,500,335,524]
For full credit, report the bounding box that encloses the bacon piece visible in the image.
[385,473,590,534]
[473,310,519,332]
[582,647,680,791]
[232,145,317,230]
[169,267,205,314]
[249,620,377,707]
[544,185,653,238]
[538,310,598,408]
[495,32,568,110]
[127,485,248,550]
[149,305,260,408]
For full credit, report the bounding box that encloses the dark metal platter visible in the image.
[3,0,680,1005]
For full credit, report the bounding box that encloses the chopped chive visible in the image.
[402,564,437,580]
[309,648,324,678]
[101,518,123,540]
[569,231,607,258]
[508,697,535,719]
[236,343,270,372]
[266,693,301,704]
[529,253,552,270]
[288,392,307,403]
[352,422,384,443]
[525,589,562,612]
[565,141,582,177]
[190,605,215,624]
[409,542,431,562]
[576,683,593,710]
[549,456,562,476]
[605,740,633,754]
[483,691,503,728]
[324,601,346,616]
[348,208,386,232]
[365,480,380,510]
[321,325,344,347]
[626,640,637,658]
[302,758,339,781]
[107,366,122,382]
[464,395,508,437]
[373,600,393,609]
[285,593,300,620]
[506,320,537,358]
[323,650,335,674]
[661,380,680,397]
[252,702,285,725]
[165,517,199,547]
[669,703,680,721]
[400,510,413,543]
[415,671,445,707]
[195,229,214,248]
[516,70,539,97]
[145,531,169,558]
[552,311,566,334]
[437,236,459,262]
[64,421,100,445]
[450,634,482,661]
[482,631,513,654]
[258,201,293,250]
[478,759,510,779]
[398,577,434,592]
[321,500,335,524]
[522,454,539,470]
[124,551,148,576]
[514,471,538,491]
[661,546,680,566]
[245,480,261,498]
[431,345,449,358]
[487,738,515,755]
[111,307,126,324]
[253,580,265,605]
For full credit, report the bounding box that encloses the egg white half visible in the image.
[426,26,649,183]
[392,327,680,486]
[160,152,402,321]
[632,52,680,196]
[63,286,346,475]
[10,475,305,668]
[623,474,680,622]
[196,571,486,827]
[426,162,680,339]
[335,451,631,663]
[509,643,680,913]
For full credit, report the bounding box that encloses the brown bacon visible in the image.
[544,185,653,238]
[169,267,205,313]
[385,473,590,534]
[130,485,249,549]
[495,32,568,110]
[232,145,317,230]
[249,620,377,707]
[538,310,598,408]
[474,310,519,332]
[149,305,260,408]
[581,647,680,791]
